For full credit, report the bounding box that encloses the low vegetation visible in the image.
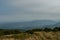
[0,27,60,40]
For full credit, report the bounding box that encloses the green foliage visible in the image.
[0,27,60,36]
[26,30,34,34]
[3,30,21,35]
[0,29,21,36]
[53,27,60,32]
[43,28,52,32]
[26,27,60,33]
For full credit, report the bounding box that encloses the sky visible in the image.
[0,0,60,22]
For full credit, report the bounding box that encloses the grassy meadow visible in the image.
[0,27,60,40]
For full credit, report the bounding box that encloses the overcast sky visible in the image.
[0,0,60,22]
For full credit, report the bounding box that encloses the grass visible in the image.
[0,31,60,40]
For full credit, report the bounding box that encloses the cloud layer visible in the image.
[0,0,60,22]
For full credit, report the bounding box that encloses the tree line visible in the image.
[26,27,60,34]
[0,27,60,35]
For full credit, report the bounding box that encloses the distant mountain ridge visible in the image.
[0,20,58,30]
[52,22,60,27]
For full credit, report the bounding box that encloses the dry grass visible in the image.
[0,31,60,40]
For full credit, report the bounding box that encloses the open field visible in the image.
[0,31,60,40]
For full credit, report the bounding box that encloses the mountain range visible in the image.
[0,20,60,30]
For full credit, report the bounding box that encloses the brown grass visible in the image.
[0,31,60,40]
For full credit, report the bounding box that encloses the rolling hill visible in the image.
[0,20,57,30]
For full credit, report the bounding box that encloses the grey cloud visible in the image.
[0,0,60,22]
